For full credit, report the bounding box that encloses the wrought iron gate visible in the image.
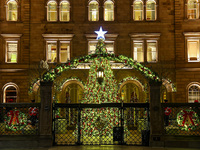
[53,103,149,146]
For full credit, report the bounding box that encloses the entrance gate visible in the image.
[53,103,149,146]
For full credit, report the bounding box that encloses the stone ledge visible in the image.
[0,135,52,148]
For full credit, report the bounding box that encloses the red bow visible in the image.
[7,110,20,126]
[182,110,195,126]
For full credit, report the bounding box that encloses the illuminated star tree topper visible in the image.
[95,27,107,40]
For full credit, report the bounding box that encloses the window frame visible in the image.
[59,0,70,22]
[1,34,22,64]
[130,33,160,63]
[85,33,118,55]
[133,0,144,21]
[88,40,115,55]
[133,40,144,62]
[187,82,200,103]
[184,32,200,62]
[88,0,99,21]
[186,0,199,20]
[132,0,157,21]
[3,82,19,103]
[42,34,74,63]
[104,0,115,21]
[47,1,58,22]
[6,0,18,21]
[59,41,70,63]
[146,0,157,21]
[146,40,158,62]
[6,40,18,63]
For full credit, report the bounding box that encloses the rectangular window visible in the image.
[188,40,199,61]
[47,42,57,63]
[88,41,96,54]
[147,41,157,62]
[6,41,18,63]
[88,41,114,54]
[60,41,70,63]
[133,42,144,62]
[105,42,114,54]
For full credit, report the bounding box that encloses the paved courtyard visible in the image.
[2,146,200,150]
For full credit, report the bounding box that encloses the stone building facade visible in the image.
[0,0,198,104]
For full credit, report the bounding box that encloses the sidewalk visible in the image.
[2,146,200,150]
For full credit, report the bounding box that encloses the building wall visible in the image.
[1,0,191,103]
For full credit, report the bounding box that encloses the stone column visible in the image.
[39,81,53,147]
[149,81,164,147]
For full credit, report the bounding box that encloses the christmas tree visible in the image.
[79,27,121,140]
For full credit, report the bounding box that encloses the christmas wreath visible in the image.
[4,109,27,131]
[177,109,199,131]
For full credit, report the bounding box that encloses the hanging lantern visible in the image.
[97,67,104,85]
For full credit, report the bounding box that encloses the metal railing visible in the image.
[53,103,150,146]
[162,103,200,136]
[0,103,40,135]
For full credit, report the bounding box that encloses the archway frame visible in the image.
[42,53,161,83]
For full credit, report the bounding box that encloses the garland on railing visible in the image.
[43,53,160,82]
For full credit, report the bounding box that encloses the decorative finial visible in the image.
[95,27,107,40]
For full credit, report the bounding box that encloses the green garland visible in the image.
[4,109,27,132]
[28,78,40,94]
[43,53,161,83]
[177,109,199,131]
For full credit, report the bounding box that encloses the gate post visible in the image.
[39,81,53,147]
[149,81,164,147]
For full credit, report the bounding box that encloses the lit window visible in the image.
[3,83,18,103]
[104,1,114,21]
[60,1,70,21]
[133,42,144,62]
[188,84,200,103]
[88,41,114,54]
[6,41,18,63]
[187,39,199,61]
[43,34,73,63]
[187,0,199,19]
[131,33,160,63]
[89,1,99,21]
[133,0,143,21]
[47,1,57,21]
[147,41,157,62]
[47,41,57,63]
[60,42,70,63]
[146,0,156,21]
[7,0,18,21]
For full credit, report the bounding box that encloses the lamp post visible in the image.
[97,67,104,85]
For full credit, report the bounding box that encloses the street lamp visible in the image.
[97,67,104,85]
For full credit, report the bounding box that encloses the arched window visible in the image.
[133,0,143,21]
[3,83,18,103]
[104,1,114,21]
[60,1,70,21]
[47,1,57,21]
[6,0,18,21]
[120,80,145,103]
[187,0,199,19]
[188,84,200,103]
[89,1,99,21]
[146,0,156,20]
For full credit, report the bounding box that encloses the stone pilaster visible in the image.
[39,81,53,147]
[149,81,164,147]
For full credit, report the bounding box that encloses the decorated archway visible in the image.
[42,53,160,83]
[39,27,164,146]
